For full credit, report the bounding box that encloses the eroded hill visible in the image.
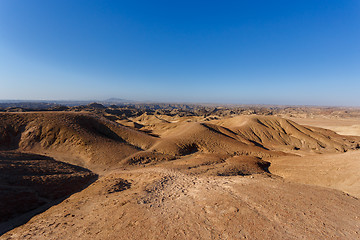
[1,111,360,239]
[0,112,358,171]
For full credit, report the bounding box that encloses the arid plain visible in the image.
[0,104,359,239]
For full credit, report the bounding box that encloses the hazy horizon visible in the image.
[0,1,359,106]
[1,98,360,108]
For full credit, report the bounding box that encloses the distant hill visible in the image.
[0,98,134,109]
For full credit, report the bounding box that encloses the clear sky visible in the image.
[0,0,359,106]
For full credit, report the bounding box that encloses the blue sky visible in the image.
[0,0,359,106]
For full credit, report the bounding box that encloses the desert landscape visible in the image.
[0,103,359,239]
[1,1,359,239]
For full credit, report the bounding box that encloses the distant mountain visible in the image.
[103,98,134,103]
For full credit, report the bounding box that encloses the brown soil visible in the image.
[0,111,359,239]
[2,169,359,240]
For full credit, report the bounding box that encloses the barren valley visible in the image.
[0,104,359,239]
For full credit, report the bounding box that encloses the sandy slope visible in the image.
[287,116,360,136]
[267,116,360,198]
[269,150,360,198]
[211,115,358,152]
[0,112,156,171]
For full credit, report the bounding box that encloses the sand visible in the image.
[0,109,359,239]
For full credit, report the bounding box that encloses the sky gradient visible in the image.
[0,0,359,106]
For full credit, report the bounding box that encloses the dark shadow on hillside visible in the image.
[0,151,98,235]
[75,115,126,142]
[0,125,26,151]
